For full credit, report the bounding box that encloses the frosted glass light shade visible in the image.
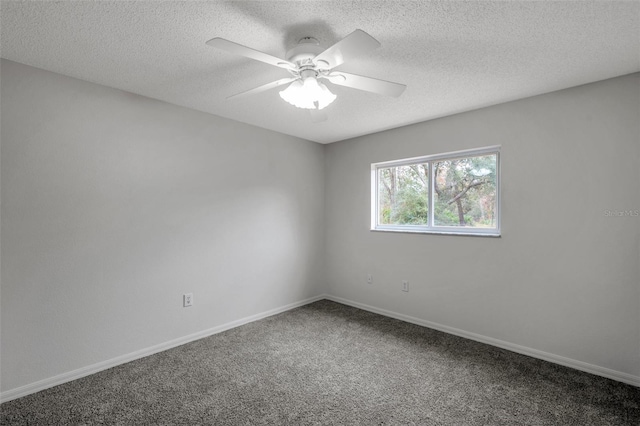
[279,77,336,110]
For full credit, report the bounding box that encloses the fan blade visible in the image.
[206,37,296,70]
[313,29,380,70]
[309,108,328,123]
[322,72,406,97]
[227,77,297,100]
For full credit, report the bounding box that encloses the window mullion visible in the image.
[428,160,434,229]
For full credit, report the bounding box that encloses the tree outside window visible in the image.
[373,148,499,236]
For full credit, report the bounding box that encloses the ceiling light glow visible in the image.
[279,76,336,110]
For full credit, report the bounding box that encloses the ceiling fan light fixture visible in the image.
[208,29,406,118]
[279,76,336,110]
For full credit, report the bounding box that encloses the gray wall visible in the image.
[2,59,638,396]
[324,73,640,379]
[0,59,326,393]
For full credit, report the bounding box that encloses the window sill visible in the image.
[371,228,501,237]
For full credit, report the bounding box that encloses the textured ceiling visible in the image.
[1,1,639,144]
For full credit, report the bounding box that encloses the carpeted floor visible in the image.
[1,300,639,425]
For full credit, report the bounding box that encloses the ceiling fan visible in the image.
[206,29,406,121]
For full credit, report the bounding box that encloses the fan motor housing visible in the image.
[286,37,324,65]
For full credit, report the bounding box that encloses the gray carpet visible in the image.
[1,300,639,425]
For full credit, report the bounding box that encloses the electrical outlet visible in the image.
[183,293,193,307]
[367,274,373,284]
[402,280,409,292]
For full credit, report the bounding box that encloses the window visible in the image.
[371,146,500,236]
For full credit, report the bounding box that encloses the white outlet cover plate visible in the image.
[183,293,193,307]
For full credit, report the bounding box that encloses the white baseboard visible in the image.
[0,294,325,403]
[324,294,640,387]
[3,293,637,403]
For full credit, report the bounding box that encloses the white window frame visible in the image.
[371,146,501,237]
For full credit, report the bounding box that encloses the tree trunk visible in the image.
[455,198,466,225]
[390,168,396,219]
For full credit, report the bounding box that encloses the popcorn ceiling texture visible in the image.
[1,1,638,143]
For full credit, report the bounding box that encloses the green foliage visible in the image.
[434,155,496,227]
[378,164,428,225]
[378,154,496,228]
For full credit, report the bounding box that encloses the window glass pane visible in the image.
[433,154,497,228]
[378,163,429,225]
